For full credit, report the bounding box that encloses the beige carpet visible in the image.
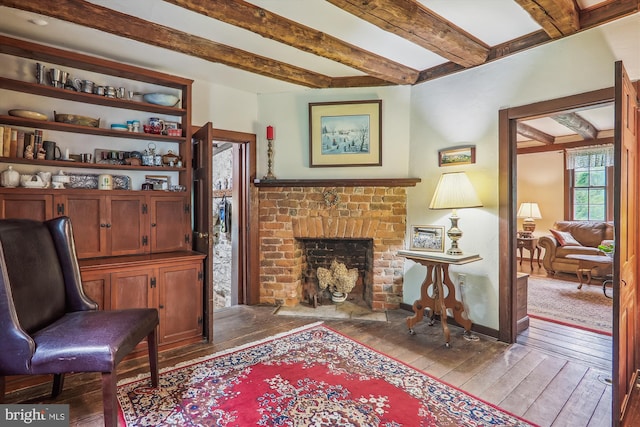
[275,300,388,322]
[527,275,612,333]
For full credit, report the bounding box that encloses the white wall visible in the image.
[256,86,411,179]
[404,27,620,330]
[192,80,257,133]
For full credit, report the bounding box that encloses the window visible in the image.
[565,145,613,221]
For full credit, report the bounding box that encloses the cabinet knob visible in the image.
[100,223,106,228]
[106,223,111,228]
[151,223,157,227]
[159,304,164,309]
[196,232,209,239]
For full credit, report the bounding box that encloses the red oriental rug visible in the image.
[117,323,536,426]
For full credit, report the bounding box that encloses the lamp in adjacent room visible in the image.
[429,172,483,255]
[517,202,542,236]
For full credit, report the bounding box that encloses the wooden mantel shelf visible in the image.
[253,178,421,187]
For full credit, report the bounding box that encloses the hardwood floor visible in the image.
[4,305,613,426]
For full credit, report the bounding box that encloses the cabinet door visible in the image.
[158,261,203,344]
[108,195,148,256]
[110,268,156,310]
[81,271,111,310]
[150,196,190,252]
[0,193,53,221]
[56,194,107,259]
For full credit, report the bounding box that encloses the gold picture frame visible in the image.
[309,100,382,167]
[410,225,445,252]
[438,145,476,167]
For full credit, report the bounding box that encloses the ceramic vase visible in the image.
[1,166,20,188]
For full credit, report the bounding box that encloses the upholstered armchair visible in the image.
[0,217,159,427]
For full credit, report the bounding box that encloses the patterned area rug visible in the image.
[118,323,535,426]
[527,275,612,334]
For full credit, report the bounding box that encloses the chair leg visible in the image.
[101,372,118,427]
[147,326,159,388]
[52,373,65,398]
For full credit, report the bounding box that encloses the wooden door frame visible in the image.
[498,87,615,343]
[209,128,259,306]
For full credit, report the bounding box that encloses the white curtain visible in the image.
[565,144,614,169]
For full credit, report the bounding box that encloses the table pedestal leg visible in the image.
[406,262,476,346]
[406,264,435,334]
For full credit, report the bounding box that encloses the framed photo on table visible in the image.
[410,225,445,252]
[309,100,382,167]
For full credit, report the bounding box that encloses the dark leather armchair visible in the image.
[0,217,159,427]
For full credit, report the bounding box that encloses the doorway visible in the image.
[498,87,615,342]
[192,125,257,342]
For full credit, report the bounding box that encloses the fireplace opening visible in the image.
[299,238,374,307]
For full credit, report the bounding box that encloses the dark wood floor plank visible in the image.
[460,344,532,396]
[552,367,609,427]
[498,355,567,417]
[523,362,590,426]
[477,350,549,405]
[439,341,507,387]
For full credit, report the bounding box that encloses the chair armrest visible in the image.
[0,269,35,374]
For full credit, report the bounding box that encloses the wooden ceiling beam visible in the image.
[326,0,489,68]
[517,122,555,144]
[517,137,613,155]
[163,0,418,85]
[0,0,333,88]
[552,113,598,140]
[580,0,640,29]
[514,0,580,38]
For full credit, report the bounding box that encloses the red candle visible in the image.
[266,125,274,140]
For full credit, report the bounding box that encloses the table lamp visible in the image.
[429,172,483,255]
[517,202,542,235]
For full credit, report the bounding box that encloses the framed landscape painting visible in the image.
[309,100,382,167]
[438,145,476,167]
[410,225,445,252]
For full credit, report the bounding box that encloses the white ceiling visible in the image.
[0,1,638,140]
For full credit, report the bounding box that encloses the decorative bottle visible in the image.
[1,166,20,188]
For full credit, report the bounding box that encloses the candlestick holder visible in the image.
[263,138,276,180]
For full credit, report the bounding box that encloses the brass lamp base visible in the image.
[446,210,464,255]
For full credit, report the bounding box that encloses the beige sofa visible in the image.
[538,221,614,276]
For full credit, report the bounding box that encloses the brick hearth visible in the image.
[257,185,408,310]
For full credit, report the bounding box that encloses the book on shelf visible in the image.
[16,131,25,159]
[9,129,17,158]
[2,126,10,157]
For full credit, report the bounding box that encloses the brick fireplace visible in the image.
[256,181,416,311]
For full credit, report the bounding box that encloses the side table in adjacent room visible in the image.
[517,236,541,271]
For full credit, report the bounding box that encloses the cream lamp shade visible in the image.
[429,172,483,255]
[517,202,542,233]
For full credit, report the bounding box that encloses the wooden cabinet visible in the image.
[80,252,205,348]
[81,270,110,311]
[1,34,207,396]
[55,193,149,258]
[150,195,191,253]
[0,192,53,221]
[0,190,191,259]
[158,261,203,344]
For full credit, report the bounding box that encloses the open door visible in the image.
[192,123,214,342]
[613,61,639,425]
